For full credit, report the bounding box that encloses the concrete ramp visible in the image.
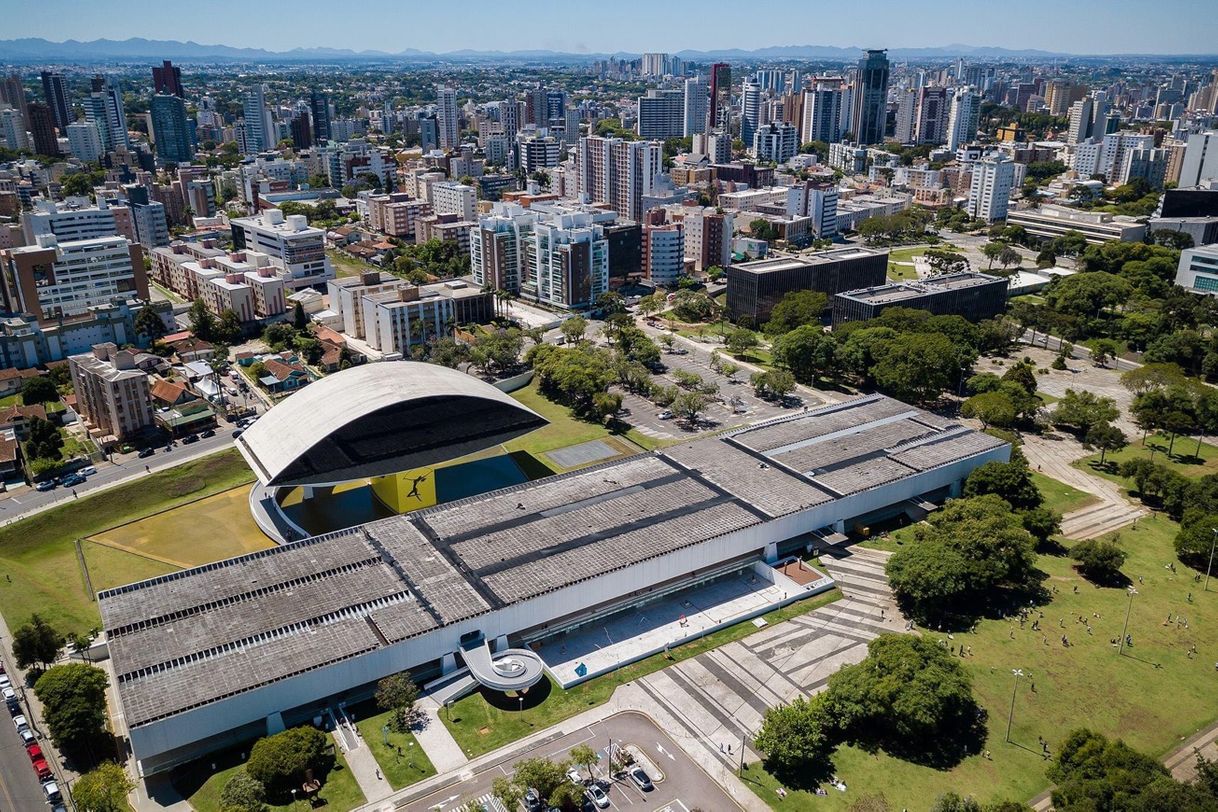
[460,636,545,693]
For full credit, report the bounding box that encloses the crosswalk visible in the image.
[467,793,509,812]
[634,546,904,766]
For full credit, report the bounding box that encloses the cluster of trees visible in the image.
[762,305,1017,406]
[1050,729,1218,810]
[668,289,720,323]
[489,752,600,811]
[1074,177,1163,218]
[1046,388,1130,464]
[12,614,64,670]
[755,635,985,785]
[961,361,1044,430]
[391,237,470,283]
[73,762,136,812]
[981,241,1024,275]
[263,311,328,367]
[221,725,333,810]
[1123,365,1218,455]
[189,299,244,347]
[935,206,989,234]
[25,416,67,478]
[427,327,529,378]
[33,663,111,755]
[857,208,934,245]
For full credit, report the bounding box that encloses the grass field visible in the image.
[327,248,373,279]
[0,449,253,635]
[1030,471,1097,517]
[1076,432,1218,487]
[747,513,1218,810]
[353,708,436,791]
[501,381,645,469]
[88,486,272,568]
[176,746,366,812]
[886,246,928,280]
[442,588,842,759]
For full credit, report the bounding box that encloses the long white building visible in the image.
[229,209,333,291]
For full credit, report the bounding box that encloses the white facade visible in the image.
[470,204,535,295]
[643,223,684,286]
[740,82,764,148]
[526,208,609,309]
[1072,140,1104,178]
[1099,132,1155,184]
[1179,131,1218,188]
[1175,244,1218,295]
[230,209,333,290]
[576,136,663,222]
[967,154,1015,223]
[22,199,121,244]
[431,182,476,222]
[946,87,981,152]
[753,122,798,163]
[84,79,129,152]
[436,85,459,151]
[242,84,275,154]
[683,77,708,137]
[66,122,104,162]
[0,108,28,151]
[801,82,844,145]
[5,234,142,319]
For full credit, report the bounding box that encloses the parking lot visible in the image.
[620,341,817,442]
[396,712,738,812]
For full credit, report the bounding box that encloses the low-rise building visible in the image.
[1175,244,1218,296]
[1004,204,1148,244]
[229,209,333,290]
[69,342,154,443]
[832,272,1008,326]
[727,248,888,324]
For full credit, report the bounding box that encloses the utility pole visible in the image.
[1205,529,1216,592]
[1005,668,1024,743]
[1119,587,1138,655]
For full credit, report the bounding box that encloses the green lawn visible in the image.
[327,248,373,279]
[443,588,843,759]
[501,381,616,464]
[353,709,436,791]
[0,449,253,635]
[1075,432,1218,488]
[177,746,365,812]
[1030,472,1097,516]
[748,512,1218,810]
[0,393,20,407]
[886,246,928,280]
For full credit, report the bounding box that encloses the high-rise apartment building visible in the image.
[152,60,184,98]
[436,85,459,151]
[0,108,28,152]
[1066,97,1093,144]
[1179,131,1218,187]
[1,234,148,321]
[25,102,58,156]
[946,87,981,151]
[22,199,124,244]
[1099,132,1155,184]
[801,81,843,144]
[682,206,733,272]
[740,82,764,149]
[753,122,798,163]
[576,135,663,222]
[893,87,917,144]
[967,153,1015,222]
[69,343,154,443]
[851,50,890,145]
[709,63,732,130]
[39,70,71,132]
[242,84,274,153]
[683,77,708,137]
[524,205,610,309]
[637,89,685,140]
[309,89,331,143]
[85,75,129,152]
[471,204,535,294]
[431,182,476,222]
[914,86,948,145]
[0,74,28,126]
[641,211,685,287]
[150,94,194,164]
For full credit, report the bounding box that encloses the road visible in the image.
[0,427,240,525]
[396,712,739,812]
[0,624,58,811]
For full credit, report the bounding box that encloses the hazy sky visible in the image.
[2,0,1215,55]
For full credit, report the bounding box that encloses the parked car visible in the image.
[657,410,674,420]
[138,447,156,459]
[78,466,96,476]
[200,428,216,438]
[13,713,29,732]
[231,429,243,439]
[34,480,55,491]
[182,434,200,445]
[523,788,543,811]
[566,767,585,786]
[32,758,52,780]
[0,673,11,689]
[18,727,35,745]
[42,779,61,802]
[4,687,18,711]
[585,783,610,809]
[626,765,653,791]
[60,474,85,487]
[26,743,42,762]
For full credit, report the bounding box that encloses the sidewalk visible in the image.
[411,698,468,773]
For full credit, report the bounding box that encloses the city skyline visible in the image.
[1,0,1216,57]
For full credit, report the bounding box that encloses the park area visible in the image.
[172,745,365,812]
[745,464,1218,810]
[0,449,254,635]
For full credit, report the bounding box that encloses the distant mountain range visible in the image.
[0,37,1213,63]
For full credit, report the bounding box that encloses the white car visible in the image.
[657,410,674,420]
[19,727,35,745]
[3,686,16,705]
[585,783,610,809]
[566,767,585,786]
[0,674,10,689]
[13,713,28,731]
[78,466,96,476]
[42,780,61,802]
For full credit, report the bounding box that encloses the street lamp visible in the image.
[1005,668,1025,743]
[1119,587,1138,655]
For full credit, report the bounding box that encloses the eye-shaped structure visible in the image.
[235,362,547,487]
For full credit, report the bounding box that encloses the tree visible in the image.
[20,375,59,405]
[246,726,330,791]
[1051,389,1119,435]
[1071,538,1128,584]
[824,634,982,759]
[1044,272,1131,321]
[135,303,168,342]
[73,762,136,812]
[961,391,1017,429]
[188,298,218,343]
[595,291,626,316]
[724,327,759,356]
[671,391,708,423]
[754,695,834,783]
[670,290,718,322]
[219,771,267,812]
[263,322,297,351]
[560,316,588,344]
[772,325,836,384]
[1175,512,1218,570]
[763,290,828,335]
[292,301,308,330]
[491,776,524,811]
[924,248,971,275]
[930,793,983,812]
[1084,422,1127,465]
[375,671,419,733]
[511,757,571,806]
[751,369,796,400]
[216,309,244,344]
[982,241,1006,270]
[569,744,599,782]
[33,663,109,750]
[27,416,64,461]
[719,360,740,380]
[871,333,964,406]
[13,614,63,670]
[1049,729,1175,811]
[1090,338,1120,367]
[887,495,1038,621]
[997,245,1022,274]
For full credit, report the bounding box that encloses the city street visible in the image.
[396,712,739,812]
[0,614,62,811]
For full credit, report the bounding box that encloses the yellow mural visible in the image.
[370,466,438,513]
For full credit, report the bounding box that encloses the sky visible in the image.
[1,0,1216,55]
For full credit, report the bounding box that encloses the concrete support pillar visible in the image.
[763,542,778,563]
[833,519,846,534]
[441,651,457,674]
[301,485,316,499]
[265,711,285,735]
[949,479,962,498]
[494,635,509,653]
